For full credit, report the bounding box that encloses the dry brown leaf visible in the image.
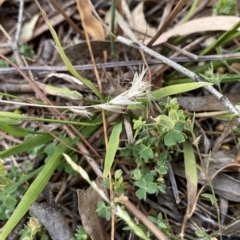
[143,16,240,45]
[203,148,240,173]
[122,0,134,28]
[132,2,156,37]
[177,94,240,112]
[222,218,240,236]
[76,0,105,40]
[219,197,228,224]
[172,162,240,202]
[77,177,110,240]
[115,9,137,41]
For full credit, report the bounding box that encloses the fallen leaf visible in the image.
[77,177,110,240]
[115,9,137,41]
[143,16,240,45]
[132,2,156,37]
[172,162,240,202]
[177,94,240,111]
[122,0,134,28]
[222,218,240,236]
[30,202,74,240]
[204,149,238,173]
[219,197,228,224]
[76,0,105,40]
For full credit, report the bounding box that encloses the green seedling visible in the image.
[71,225,90,240]
[200,63,225,93]
[18,217,48,240]
[213,0,237,15]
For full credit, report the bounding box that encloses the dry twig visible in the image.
[117,36,240,125]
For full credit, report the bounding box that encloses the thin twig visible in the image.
[1,53,240,74]
[119,195,168,240]
[168,163,180,204]
[147,0,188,46]
[14,0,24,45]
[155,35,208,77]
[117,36,240,124]
[50,0,84,38]
[12,0,24,66]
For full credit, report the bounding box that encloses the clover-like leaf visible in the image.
[132,169,142,181]
[4,195,17,208]
[135,188,147,200]
[174,121,184,132]
[144,173,154,182]
[164,129,185,146]
[135,179,147,189]
[139,144,154,160]
[146,182,157,194]
[96,201,111,221]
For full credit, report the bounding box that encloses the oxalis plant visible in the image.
[0,20,211,238]
[64,97,192,239]
[121,97,191,200]
[1,0,239,239]
[0,3,219,238]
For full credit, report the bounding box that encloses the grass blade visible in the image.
[103,121,122,178]
[200,20,240,55]
[0,122,29,137]
[151,82,212,99]
[35,0,103,100]
[184,140,197,217]
[128,82,212,110]
[0,134,53,158]
[0,138,77,239]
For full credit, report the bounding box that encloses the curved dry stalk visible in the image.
[1,53,240,74]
